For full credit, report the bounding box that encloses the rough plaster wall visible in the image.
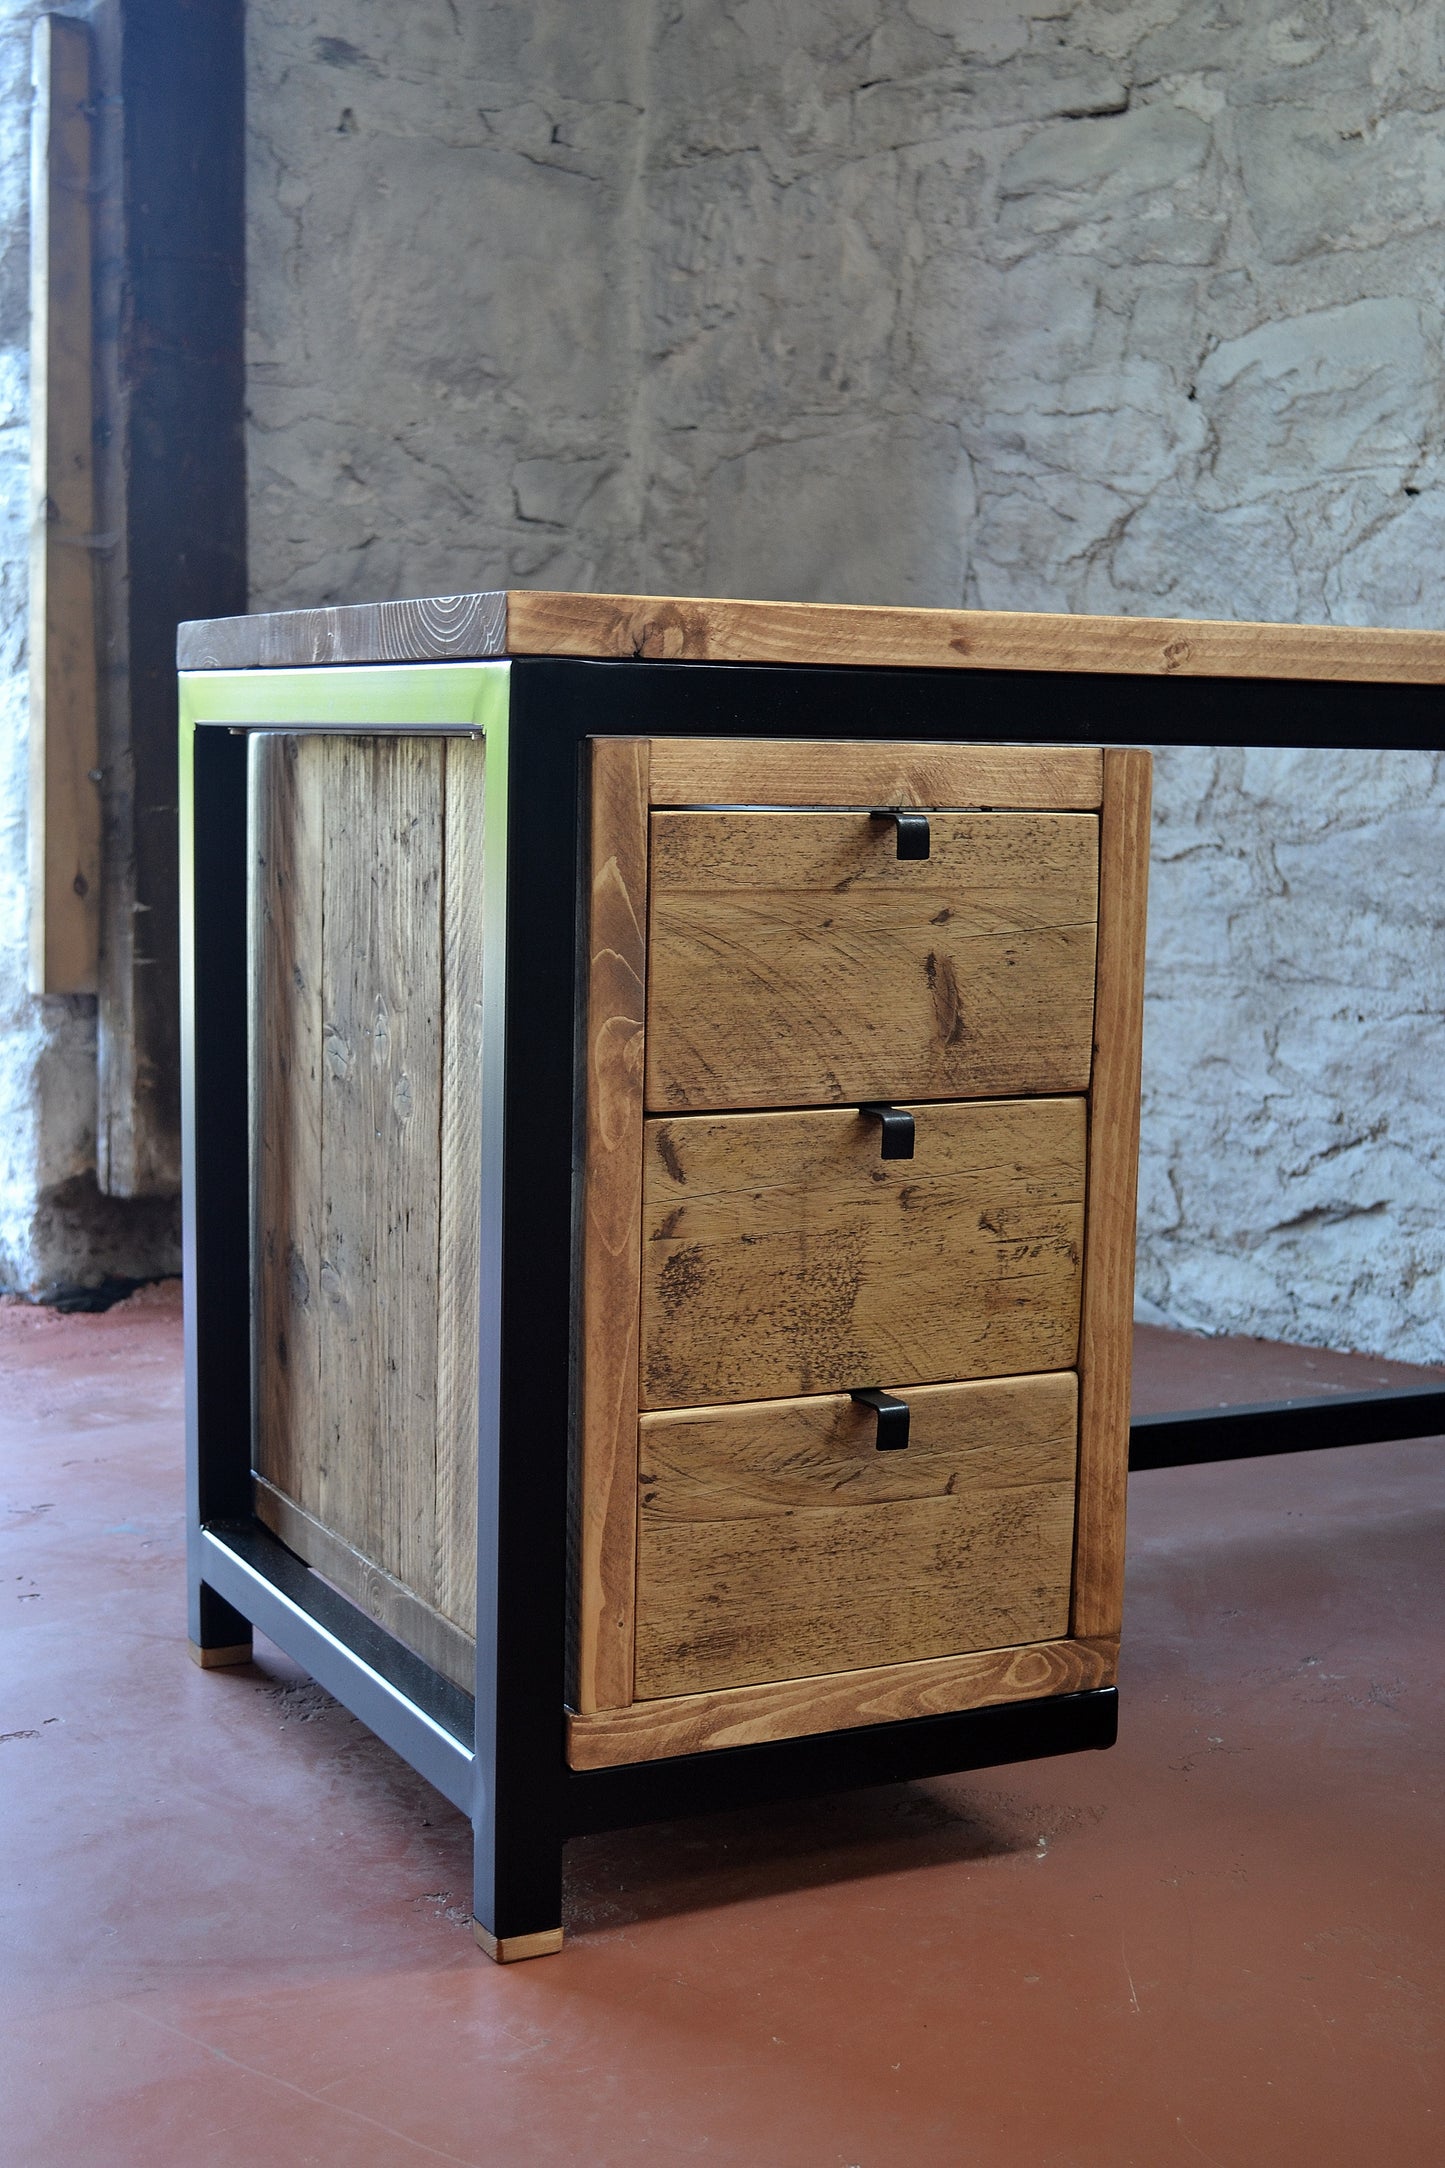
[248,2,653,600]
[247,1,1445,1360]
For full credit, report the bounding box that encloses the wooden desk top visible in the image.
[178,588,1445,685]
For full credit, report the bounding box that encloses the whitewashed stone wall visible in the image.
[0,0,123,1298]
[243,0,1445,1359]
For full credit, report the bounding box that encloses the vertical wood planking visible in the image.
[1072,747,1152,1639]
[435,737,485,1633]
[575,738,651,1713]
[318,738,445,1596]
[315,740,368,1561]
[27,16,99,995]
[250,737,326,1515]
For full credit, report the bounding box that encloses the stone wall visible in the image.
[0,0,182,1297]
[242,0,1445,1359]
[0,2,103,1296]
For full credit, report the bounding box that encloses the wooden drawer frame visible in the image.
[570,735,1150,1766]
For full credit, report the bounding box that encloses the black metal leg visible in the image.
[188,1576,252,1666]
[470,1780,564,1961]
[470,1519,565,1956]
[181,721,255,1671]
[464,675,579,1963]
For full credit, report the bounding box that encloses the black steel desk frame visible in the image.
[183,656,1445,1948]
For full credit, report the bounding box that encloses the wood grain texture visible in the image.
[251,733,488,1666]
[649,738,1103,810]
[178,591,507,671]
[27,15,99,995]
[635,1374,1078,1697]
[434,738,485,1634]
[251,735,325,1519]
[182,588,1445,683]
[254,1477,476,1693]
[317,738,445,1596]
[574,739,650,1712]
[507,590,1445,683]
[568,1634,1118,1767]
[646,808,1098,1112]
[641,1097,1086,1409]
[640,1372,1078,1520]
[1071,748,1152,1640]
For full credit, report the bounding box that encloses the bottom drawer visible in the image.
[635,1371,1077,1698]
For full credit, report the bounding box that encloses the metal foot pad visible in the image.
[473,1921,564,1963]
[188,1639,253,1669]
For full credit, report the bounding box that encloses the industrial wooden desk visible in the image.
[178,590,1445,1960]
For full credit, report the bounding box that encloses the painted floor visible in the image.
[2,1283,1441,2165]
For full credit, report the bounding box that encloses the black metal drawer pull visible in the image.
[850,1387,911,1450]
[859,1103,915,1160]
[870,808,931,860]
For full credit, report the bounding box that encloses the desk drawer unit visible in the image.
[180,591,1445,1959]
[569,733,1149,1771]
[181,592,1175,1960]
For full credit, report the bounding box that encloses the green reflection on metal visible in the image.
[178,660,510,734]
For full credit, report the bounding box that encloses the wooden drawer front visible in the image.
[640,1096,1085,1411]
[635,1372,1078,1697]
[645,808,1098,1112]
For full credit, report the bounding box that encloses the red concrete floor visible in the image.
[2,1285,1442,2166]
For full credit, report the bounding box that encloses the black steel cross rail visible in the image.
[1129,1383,1445,1471]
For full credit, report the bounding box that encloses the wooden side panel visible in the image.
[1072,748,1152,1639]
[570,1635,1117,1768]
[316,738,445,1595]
[646,810,1098,1111]
[434,738,485,1634]
[27,16,99,996]
[251,736,325,1518]
[574,739,651,1713]
[255,1477,475,1693]
[649,739,1103,810]
[640,1097,1086,1408]
[252,732,485,1647]
[635,1373,1078,1697]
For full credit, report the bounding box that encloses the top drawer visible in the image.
[645,808,1099,1112]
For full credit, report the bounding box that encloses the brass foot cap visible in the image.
[473,1921,564,1963]
[188,1640,252,1669]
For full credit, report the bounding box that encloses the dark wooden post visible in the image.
[91,0,247,1198]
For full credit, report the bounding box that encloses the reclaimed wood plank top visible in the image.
[179,588,1445,683]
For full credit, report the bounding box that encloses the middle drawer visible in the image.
[640,1097,1087,1411]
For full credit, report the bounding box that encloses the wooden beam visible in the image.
[573,738,650,1713]
[27,14,99,996]
[506,590,1445,682]
[92,0,247,1195]
[647,737,1105,810]
[567,1636,1119,1768]
[1071,748,1152,1639]
[181,587,1445,686]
